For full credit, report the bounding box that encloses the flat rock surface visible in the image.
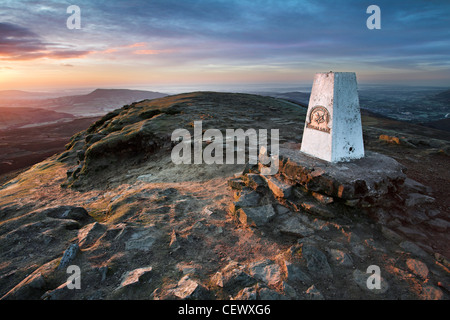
[278,147,407,200]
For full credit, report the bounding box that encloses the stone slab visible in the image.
[278,147,406,200]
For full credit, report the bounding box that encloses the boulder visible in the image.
[248,259,283,286]
[277,216,314,238]
[405,193,435,207]
[117,266,153,290]
[301,244,332,278]
[43,206,92,222]
[58,243,79,270]
[283,261,313,285]
[233,286,258,300]
[211,262,255,293]
[172,275,209,300]
[78,222,107,249]
[237,205,276,227]
[262,176,293,198]
[1,259,60,300]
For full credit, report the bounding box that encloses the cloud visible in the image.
[0,22,91,61]
[123,42,147,48]
[133,49,174,55]
[1,0,449,85]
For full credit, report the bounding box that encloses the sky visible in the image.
[0,0,449,91]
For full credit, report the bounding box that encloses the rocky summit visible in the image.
[0,92,449,300]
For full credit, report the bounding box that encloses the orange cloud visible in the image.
[124,42,147,48]
[101,48,119,54]
[133,49,174,55]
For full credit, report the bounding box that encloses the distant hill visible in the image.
[0,107,74,130]
[0,88,168,117]
[38,88,168,116]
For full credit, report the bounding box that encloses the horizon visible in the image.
[1,1,450,90]
[1,82,449,97]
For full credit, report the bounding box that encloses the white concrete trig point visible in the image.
[300,71,364,162]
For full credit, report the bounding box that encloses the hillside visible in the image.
[0,89,168,117]
[40,89,168,116]
[0,107,74,130]
[0,92,448,300]
[0,116,100,176]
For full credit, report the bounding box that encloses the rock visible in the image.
[1,259,59,300]
[424,218,450,232]
[277,216,314,237]
[136,174,153,182]
[58,243,79,270]
[262,176,293,198]
[402,178,432,195]
[212,262,255,293]
[229,189,261,213]
[301,244,332,278]
[78,222,106,249]
[41,282,69,300]
[43,206,92,222]
[400,241,429,259]
[353,269,389,294]
[426,209,441,218]
[169,230,181,251]
[233,286,258,300]
[172,275,208,300]
[227,178,245,190]
[98,266,109,282]
[405,193,435,207]
[305,285,324,300]
[278,148,406,201]
[311,192,334,204]
[351,243,366,258]
[275,204,290,216]
[258,287,288,300]
[283,261,313,285]
[379,134,400,145]
[307,217,329,231]
[236,205,276,227]
[176,262,202,275]
[117,266,153,290]
[124,227,161,251]
[300,202,335,218]
[406,259,429,279]
[248,259,282,286]
[381,226,403,243]
[420,285,444,300]
[327,249,353,267]
[282,281,298,298]
[396,226,428,242]
[406,209,429,225]
[244,173,267,191]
